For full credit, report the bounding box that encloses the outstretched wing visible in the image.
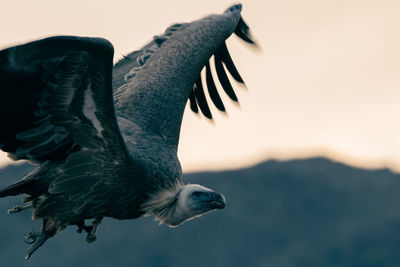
[0,36,127,163]
[112,4,257,149]
[0,36,132,216]
[188,16,257,119]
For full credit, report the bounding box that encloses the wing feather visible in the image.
[193,76,213,119]
[205,62,225,112]
[112,8,256,139]
[0,36,131,218]
[0,36,127,162]
[188,91,199,114]
[218,43,244,84]
[214,50,238,102]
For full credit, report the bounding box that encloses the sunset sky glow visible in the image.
[1,0,400,173]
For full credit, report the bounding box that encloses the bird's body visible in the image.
[0,4,256,258]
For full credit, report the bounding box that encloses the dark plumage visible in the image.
[0,4,256,259]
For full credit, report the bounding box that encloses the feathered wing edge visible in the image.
[112,14,257,121]
[188,16,257,119]
[0,36,128,163]
[0,36,133,216]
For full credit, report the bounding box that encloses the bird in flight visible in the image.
[0,4,256,259]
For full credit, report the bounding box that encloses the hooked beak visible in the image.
[206,192,226,209]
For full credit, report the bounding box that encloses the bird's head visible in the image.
[171,184,226,226]
[142,183,226,227]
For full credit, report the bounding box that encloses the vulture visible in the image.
[0,4,257,259]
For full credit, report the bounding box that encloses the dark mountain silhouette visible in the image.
[0,157,399,266]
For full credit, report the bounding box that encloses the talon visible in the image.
[85,233,97,243]
[8,206,22,214]
[8,204,33,214]
[85,217,102,243]
[85,225,97,243]
[24,230,50,259]
[8,204,32,214]
[24,230,39,244]
[24,236,35,244]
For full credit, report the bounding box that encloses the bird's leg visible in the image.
[24,230,51,259]
[85,217,102,243]
[8,203,33,214]
[24,218,64,259]
[76,220,93,234]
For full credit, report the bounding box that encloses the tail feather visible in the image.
[0,167,45,198]
[0,178,36,198]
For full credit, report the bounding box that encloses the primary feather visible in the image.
[0,4,256,259]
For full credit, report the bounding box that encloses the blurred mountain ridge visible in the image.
[0,157,399,267]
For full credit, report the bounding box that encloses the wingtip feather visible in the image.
[234,17,259,47]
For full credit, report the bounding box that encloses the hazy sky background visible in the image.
[1,0,399,172]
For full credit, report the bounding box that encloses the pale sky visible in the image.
[1,0,400,172]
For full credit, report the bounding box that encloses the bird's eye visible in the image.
[192,192,202,198]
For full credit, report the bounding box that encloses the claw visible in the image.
[24,236,35,244]
[24,230,40,244]
[24,230,50,259]
[8,204,33,214]
[85,217,102,243]
[86,232,97,243]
